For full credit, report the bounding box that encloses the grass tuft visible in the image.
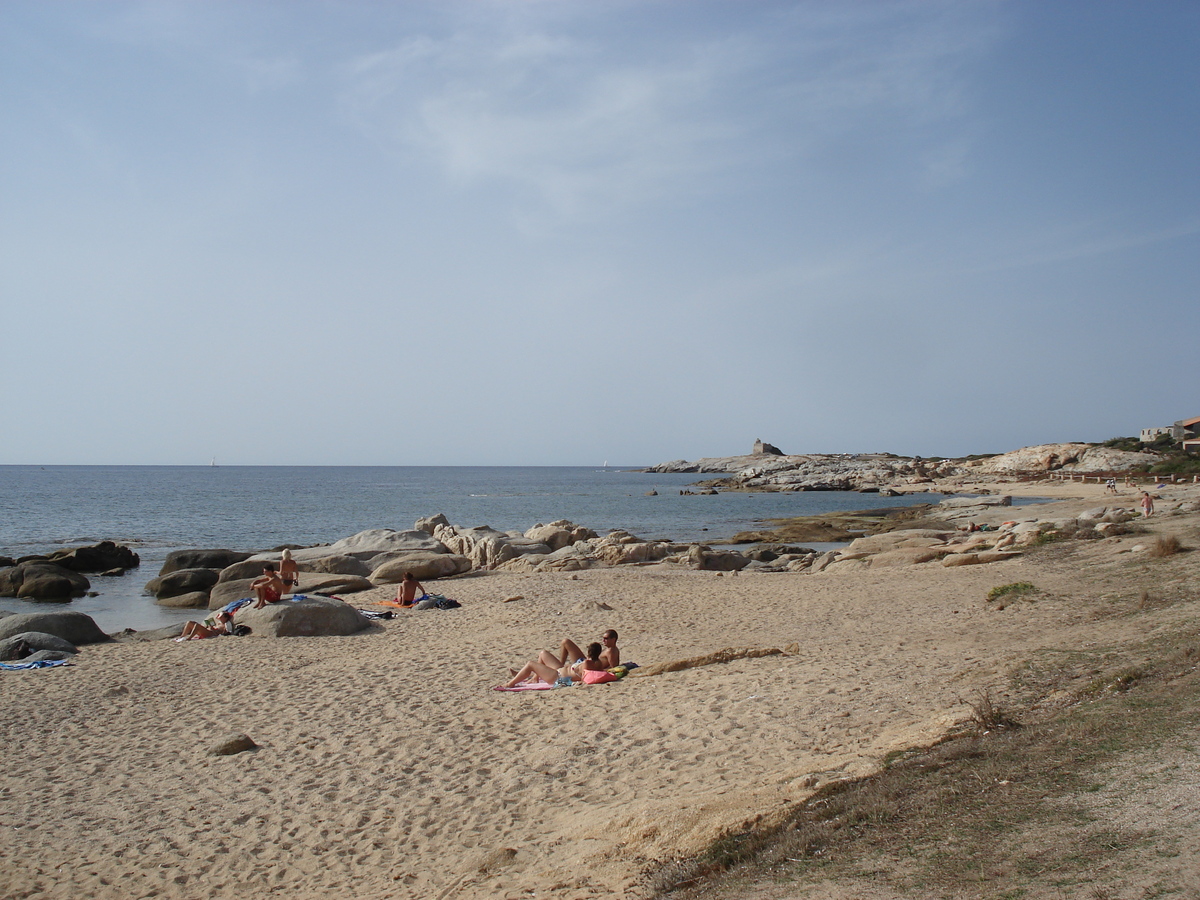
[1147,535,1182,558]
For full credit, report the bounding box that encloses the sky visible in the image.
[1,1,1197,466]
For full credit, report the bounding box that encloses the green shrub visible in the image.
[987,582,1037,602]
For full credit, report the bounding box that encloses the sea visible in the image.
[0,465,959,634]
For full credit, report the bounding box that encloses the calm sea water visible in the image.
[0,465,952,633]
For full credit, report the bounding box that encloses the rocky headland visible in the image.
[645,440,1164,492]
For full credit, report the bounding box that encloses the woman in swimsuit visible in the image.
[279,549,299,592]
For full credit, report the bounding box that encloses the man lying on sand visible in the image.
[498,641,617,689]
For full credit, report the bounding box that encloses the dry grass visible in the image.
[655,629,1200,900]
[1147,535,1183,558]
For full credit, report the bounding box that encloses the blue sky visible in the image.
[2,1,1197,465]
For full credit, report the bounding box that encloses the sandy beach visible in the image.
[3,478,1199,900]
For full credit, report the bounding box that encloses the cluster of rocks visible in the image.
[0,541,140,601]
[146,515,776,611]
[645,442,1162,492]
[800,500,1145,574]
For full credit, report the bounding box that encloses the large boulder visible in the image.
[0,631,78,659]
[685,546,750,571]
[326,529,446,558]
[154,568,221,599]
[415,514,451,535]
[46,541,140,573]
[432,524,518,568]
[595,540,672,566]
[0,611,109,644]
[303,555,373,577]
[232,596,371,637]
[157,591,210,609]
[0,562,90,600]
[524,521,599,552]
[842,530,954,555]
[370,552,472,584]
[160,549,253,576]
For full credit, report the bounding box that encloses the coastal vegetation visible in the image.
[658,621,1200,900]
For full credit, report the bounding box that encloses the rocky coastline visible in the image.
[645,440,1164,492]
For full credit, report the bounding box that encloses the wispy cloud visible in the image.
[338,1,1004,225]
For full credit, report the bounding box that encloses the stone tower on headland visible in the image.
[753,438,783,456]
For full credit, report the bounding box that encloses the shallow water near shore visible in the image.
[1,465,961,632]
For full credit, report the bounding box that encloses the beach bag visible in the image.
[231,625,252,637]
[434,596,461,610]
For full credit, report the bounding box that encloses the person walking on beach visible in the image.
[279,549,299,593]
[395,572,426,608]
[539,630,619,672]
[1141,491,1155,518]
[251,564,286,608]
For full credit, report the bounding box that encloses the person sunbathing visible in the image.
[176,607,238,641]
[500,642,616,689]
[538,629,619,672]
[178,619,225,640]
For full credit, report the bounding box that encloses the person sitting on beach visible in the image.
[279,549,299,593]
[395,572,427,608]
[538,630,619,672]
[251,564,286,608]
[499,642,616,689]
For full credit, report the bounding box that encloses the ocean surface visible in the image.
[1,465,958,633]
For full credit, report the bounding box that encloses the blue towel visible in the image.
[221,598,253,615]
[1,659,73,671]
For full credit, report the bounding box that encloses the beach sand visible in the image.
[3,480,1197,899]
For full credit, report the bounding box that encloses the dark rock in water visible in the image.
[154,567,220,599]
[0,561,90,600]
[0,631,78,659]
[235,595,372,637]
[46,541,140,573]
[0,611,109,644]
[211,734,258,756]
[98,568,128,577]
[0,556,14,568]
[160,549,253,576]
